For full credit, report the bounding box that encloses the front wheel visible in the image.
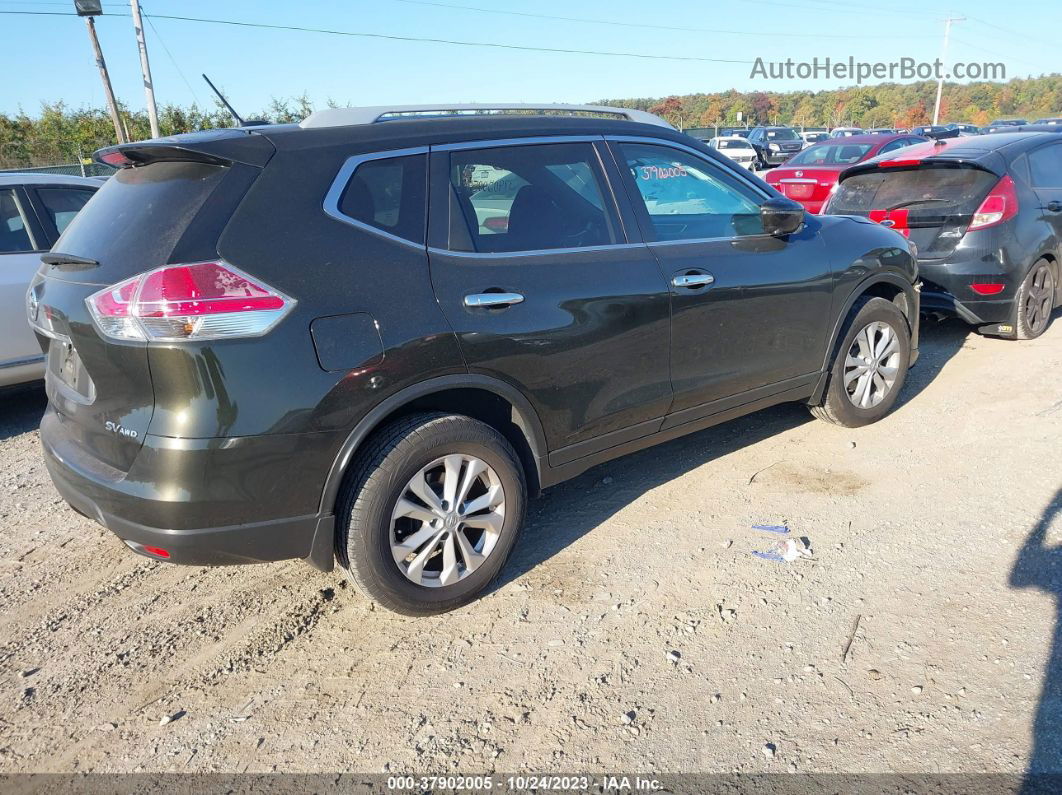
[336,413,526,615]
[1015,259,1056,340]
[810,296,912,428]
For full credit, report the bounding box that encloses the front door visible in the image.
[427,139,672,461]
[607,139,834,425]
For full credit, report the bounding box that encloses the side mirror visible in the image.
[761,197,805,237]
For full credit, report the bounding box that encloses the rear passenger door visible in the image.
[1027,141,1062,266]
[607,138,833,426]
[427,139,672,463]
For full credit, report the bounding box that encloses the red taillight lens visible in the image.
[970,282,1006,296]
[142,546,171,559]
[968,174,1019,231]
[86,261,295,342]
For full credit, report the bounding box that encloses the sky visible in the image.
[0,0,1058,116]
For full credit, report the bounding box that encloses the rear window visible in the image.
[53,161,228,282]
[828,166,999,217]
[718,140,752,150]
[788,144,873,166]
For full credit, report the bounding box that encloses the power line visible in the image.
[391,0,935,39]
[141,4,202,104]
[115,11,758,64]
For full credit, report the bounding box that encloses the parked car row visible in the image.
[10,103,1062,616]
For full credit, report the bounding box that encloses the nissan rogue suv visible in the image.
[31,104,920,615]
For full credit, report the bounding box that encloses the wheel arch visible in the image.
[318,375,548,518]
[813,274,916,403]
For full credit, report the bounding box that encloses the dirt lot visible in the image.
[1,315,1060,777]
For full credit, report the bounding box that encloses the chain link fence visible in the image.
[0,140,116,178]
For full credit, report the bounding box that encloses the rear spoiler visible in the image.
[94,128,275,169]
[837,140,1003,184]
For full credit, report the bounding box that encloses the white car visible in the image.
[706,136,758,170]
[800,131,829,147]
[0,173,99,387]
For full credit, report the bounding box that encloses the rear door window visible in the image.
[447,142,617,253]
[35,187,96,236]
[1029,144,1062,188]
[0,189,36,253]
[337,153,426,244]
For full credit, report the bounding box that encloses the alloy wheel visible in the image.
[1023,263,1055,336]
[843,321,902,409]
[389,454,505,588]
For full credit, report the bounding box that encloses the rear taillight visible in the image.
[970,282,1006,296]
[86,261,295,342]
[968,174,1019,231]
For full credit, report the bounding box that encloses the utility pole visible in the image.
[129,0,160,138]
[83,16,127,144]
[932,15,965,126]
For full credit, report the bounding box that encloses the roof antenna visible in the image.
[202,73,245,127]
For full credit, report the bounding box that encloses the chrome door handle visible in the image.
[671,273,715,288]
[464,292,525,308]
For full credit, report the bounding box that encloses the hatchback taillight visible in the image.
[86,261,295,342]
[968,174,1019,231]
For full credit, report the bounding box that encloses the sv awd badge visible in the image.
[104,421,139,439]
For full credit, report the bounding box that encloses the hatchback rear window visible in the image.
[828,166,999,217]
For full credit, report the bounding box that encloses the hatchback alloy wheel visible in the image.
[390,454,505,587]
[1021,262,1055,338]
[844,321,902,409]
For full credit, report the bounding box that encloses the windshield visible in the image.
[765,129,799,141]
[787,143,873,166]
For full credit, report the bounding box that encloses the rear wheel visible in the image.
[1015,259,1056,340]
[336,413,526,615]
[810,297,911,428]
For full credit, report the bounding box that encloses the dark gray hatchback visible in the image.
[31,105,920,614]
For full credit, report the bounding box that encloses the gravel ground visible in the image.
[0,315,1060,776]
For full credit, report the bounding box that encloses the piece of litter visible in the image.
[752,538,812,563]
[762,743,776,759]
[667,650,681,664]
[752,524,790,535]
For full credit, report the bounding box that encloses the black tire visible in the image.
[335,412,526,616]
[809,296,912,428]
[1015,259,1056,340]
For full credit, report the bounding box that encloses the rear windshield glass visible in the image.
[718,140,752,149]
[828,166,998,217]
[788,144,873,166]
[54,161,227,282]
[765,129,799,141]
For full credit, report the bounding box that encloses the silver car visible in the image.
[1,173,99,387]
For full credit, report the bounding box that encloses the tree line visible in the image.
[3,74,1061,169]
[602,74,1062,131]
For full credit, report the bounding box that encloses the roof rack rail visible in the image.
[299,103,674,130]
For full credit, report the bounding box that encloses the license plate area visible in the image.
[48,339,96,403]
[782,183,814,199]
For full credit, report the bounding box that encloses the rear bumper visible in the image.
[916,250,1019,331]
[40,408,338,569]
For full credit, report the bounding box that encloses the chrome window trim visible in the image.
[432,135,603,153]
[323,145,430,249]
[427,242,646,260]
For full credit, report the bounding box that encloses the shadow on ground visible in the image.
[1012,486,1062,785]
[0,383,46,442]
[499,317,968,587]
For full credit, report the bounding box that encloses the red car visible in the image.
[765,134,928,213]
